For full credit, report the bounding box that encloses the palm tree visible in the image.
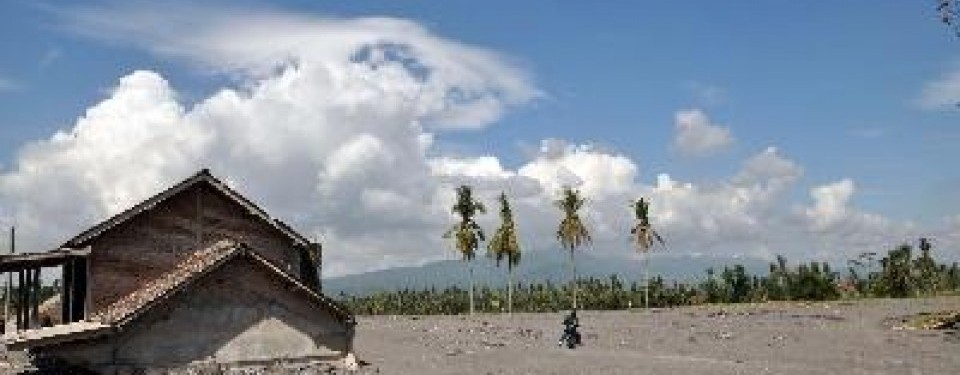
[443,185,485,315]
[488,192,522,314]
[630,197,665,309]
[940,0,959,37]
[555,186,591,310]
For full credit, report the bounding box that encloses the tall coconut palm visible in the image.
[443,185,485,315]
[555,186,591,310]
[630,197,665,308]
[488,192,522,314]
[940,0,959,37]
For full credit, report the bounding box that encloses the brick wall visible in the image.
[88,183,306,313]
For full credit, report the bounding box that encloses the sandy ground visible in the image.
[353,297,960,375]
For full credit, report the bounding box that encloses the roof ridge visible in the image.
[93,239,353,327]
[63,169,310,247]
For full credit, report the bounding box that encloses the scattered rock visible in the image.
[481,340,505,348]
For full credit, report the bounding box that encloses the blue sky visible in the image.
[0,1,957,273]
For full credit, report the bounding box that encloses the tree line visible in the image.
[341,238,960,315]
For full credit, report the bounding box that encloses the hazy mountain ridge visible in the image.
[323,251,770,296]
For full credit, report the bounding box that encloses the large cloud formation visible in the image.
[0,5,954,277]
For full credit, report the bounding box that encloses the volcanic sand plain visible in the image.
[353,296,960,374]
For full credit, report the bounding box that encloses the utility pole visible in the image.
[4,227,13,332]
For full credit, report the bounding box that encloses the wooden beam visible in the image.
[72,258,84,322]
[25,269,31,329]
[16,270,23,330]
[62,258,72,324]
[0,247,91,273]
[73,258,93,321]
[31,267,39,328]
[20,269,29,329]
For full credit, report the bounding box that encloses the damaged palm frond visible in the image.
[488,192,522,313]
[488,192,521,270]
[630,197,665,309]
[555,186,591,310]
[445,185,486,261]
[555,187,592,251]
[939,0,960,37]
[630,197,665,253]
[444,185,485,314]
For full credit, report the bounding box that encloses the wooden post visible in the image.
[77,257,89,321]
[24,268,32,328]
[17,270,25,330]
[17,270,21,330]
[62,258,72,324]
[31,267,39,328]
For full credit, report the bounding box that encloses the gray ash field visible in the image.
[353,297,959,374]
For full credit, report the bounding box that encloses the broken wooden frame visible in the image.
[0,247,90,331]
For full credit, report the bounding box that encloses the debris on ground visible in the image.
[895,311,960,331]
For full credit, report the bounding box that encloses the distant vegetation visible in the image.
[341,238,960,315]
[0,285,59,311]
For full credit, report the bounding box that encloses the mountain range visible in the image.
[322,250,771,296]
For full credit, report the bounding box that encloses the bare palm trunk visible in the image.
[507,266,514,315]
[569,248,578,310]
[469,261,475,315]
[642,251,650,309]
[468,263,476,315]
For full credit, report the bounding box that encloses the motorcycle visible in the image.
[558,311,582,349]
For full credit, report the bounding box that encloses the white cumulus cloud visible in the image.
[795,179,917,259]
[672,109,735,157]
[58,3,539,131]
[1,5,537,276]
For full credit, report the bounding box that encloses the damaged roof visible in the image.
[94,239,354,327]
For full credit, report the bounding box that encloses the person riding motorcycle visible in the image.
[559,309,582,348]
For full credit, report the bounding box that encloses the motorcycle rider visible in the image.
[559,309,582,348]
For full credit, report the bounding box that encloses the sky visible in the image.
[0,0,958,277]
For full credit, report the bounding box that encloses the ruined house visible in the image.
[0,169,355,373]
